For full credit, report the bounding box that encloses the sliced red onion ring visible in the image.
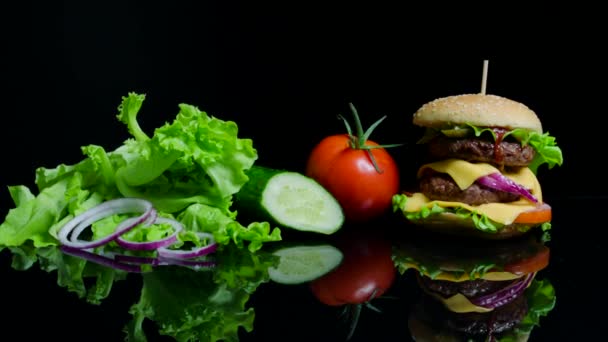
[158,256,217,270]
[142,209,159,226]
[114,254,167,266]
[115,217,183,251]
[470,273,535,309]
[113,254,216,270]
[157,231,217,259]
[68,206,158,245]
[57,198,155,249]
[60,245,143,273]
[476,172,538,203]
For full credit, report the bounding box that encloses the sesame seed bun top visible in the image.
[413,93,543,133]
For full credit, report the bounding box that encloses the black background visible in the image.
[1,2,605,341]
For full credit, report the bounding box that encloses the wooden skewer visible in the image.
[481,60,489,95]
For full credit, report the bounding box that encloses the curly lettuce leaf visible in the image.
[393,193,551,248]
[391,254,444,279]
[114,96,258,214]
[517,278,556,332]
[177,203,281,253]
[392,193,503,233]
[125,245,278,342]
[114,93,258,213]
[116,92,149,141]
[3,244,128,305]
[509,129,563,174]
[468,124,563,174]
[3,235,279,341]
[392,249,496,281]
[127,267,253,342]
[1,92,279,255]
[1,153,123,250]
[499,278,556,341]
[0,182,70,248]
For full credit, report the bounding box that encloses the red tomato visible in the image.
[503,245,550,275]
[310,231,396,306]
[513,203,552,224]
[306,134,400,222]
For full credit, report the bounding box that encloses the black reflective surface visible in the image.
[2,2,605,341]
[0,199,601,341]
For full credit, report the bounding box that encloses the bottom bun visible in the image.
[407,213,532,240]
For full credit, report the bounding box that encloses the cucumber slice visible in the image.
[267,244,343,284]
[235,166,344,235]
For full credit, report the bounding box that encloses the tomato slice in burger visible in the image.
[504,245,550,275]
[513,203,552,224]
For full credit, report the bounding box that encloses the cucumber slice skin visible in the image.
[234,166,344,235]
[267,244,344,285]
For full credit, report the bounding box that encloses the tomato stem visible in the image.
[365,302,382,313]
[349,103,366,148]
[345,304,362,341]
[337,103,403,174]
[338,288,389,340]
[362,114,386,142]
[337,114,357,149]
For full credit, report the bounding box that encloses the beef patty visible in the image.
[420,173,521,205]
[446,295,528,336]
[428,136,535,168]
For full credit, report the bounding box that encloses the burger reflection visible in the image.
[392,229,555,342]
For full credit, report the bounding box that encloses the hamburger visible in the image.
[392,229,556,341]
[407,280,555,342]
[393,93,563,239]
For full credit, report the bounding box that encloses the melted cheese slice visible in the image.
[405,159,543,225]
[401,262,523,282]
[420,272,536,313]
[428,292,494,313]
